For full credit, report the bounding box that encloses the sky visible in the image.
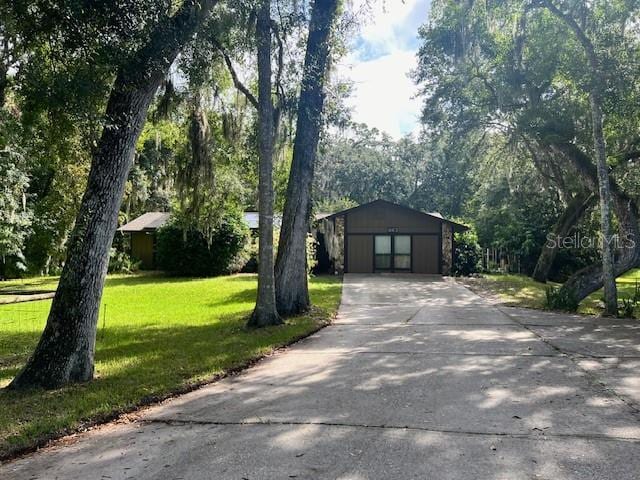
[338,0,432,139]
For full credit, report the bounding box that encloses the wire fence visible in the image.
[0,305,46,332]
[481,247,522,274]
[0,303,109,339]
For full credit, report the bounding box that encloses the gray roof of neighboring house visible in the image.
[243,212,260,230]
[119,211,332,233]
[243,212,283,230]
[118,212,171,232]
[243,212,329,229]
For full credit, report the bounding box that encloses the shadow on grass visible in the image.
[103,273,258,289]
[0,274,342,457]
[0,279,342,459]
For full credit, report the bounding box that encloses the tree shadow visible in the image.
[4,317,640,477]
[0,314,324,457]
[2,275,640,477]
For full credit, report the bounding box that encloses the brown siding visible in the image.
[413,235,440,274]
[131,232,155,269]
[347,235,373,273]
[346,202,440,234]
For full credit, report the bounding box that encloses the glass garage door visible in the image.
[393,235,411,270]
[374,235,411,272]
[374,235,392,270]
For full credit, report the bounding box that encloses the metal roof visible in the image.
[244,212,329,229]
[243,212,283,230]
[120,211,333,233]
[118,212,171,232]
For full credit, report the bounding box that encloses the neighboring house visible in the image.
[315,199,467,275]
[118,212,283,269]
[118,212,171,269]
[242,212,283,232]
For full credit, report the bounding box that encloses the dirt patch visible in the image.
[456,277,507,305]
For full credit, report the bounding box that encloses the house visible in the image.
[118,212,171,269]
[315,199,467,275]
[241,212,283,231]
[118,212,287,269]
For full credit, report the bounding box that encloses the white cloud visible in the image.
[354,0,422,52]
[340,49,421,138]
[338,0,431,138]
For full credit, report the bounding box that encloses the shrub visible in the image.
[240,236,259,273]
[544,286,579,312]
[239,230,316,275]
[0,252,28,280]
[453,230,482,276]
[618,279,640,319]
[620,297,636,319]
[156,214,249,277]
[108,249,140,274]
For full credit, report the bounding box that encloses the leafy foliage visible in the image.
[415,0,640,285]
[453,230,482,276]
[544,285,579,312]
[0,112,32,277]
[315,123,474,218]
[156,214,249,277]
[107,249,140,274]
[618,280,640,319]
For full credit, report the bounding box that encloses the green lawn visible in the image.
[461,269,640,316]
[0,276,60,294]
[0,273,342,459]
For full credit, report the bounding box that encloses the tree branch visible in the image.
[211,38,259,109]
[538,0,599,72]
[270,19,286,138]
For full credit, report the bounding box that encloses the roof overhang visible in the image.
[323,199,469,232]
[118,212,171,233]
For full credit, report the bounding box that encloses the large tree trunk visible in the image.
[248,0,282,328]
[589,92,618,315]
[9,0,219,390]
[550,142,640,302]
[541,0,617,314]
[275,0,339,315]
[532,191,593,283]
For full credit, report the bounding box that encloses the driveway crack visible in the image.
[404,306,424,323]
[143,418,640,443]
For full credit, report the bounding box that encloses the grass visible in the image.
[0,276,60,294]
[0,273,342,459]
[461,269,640,316]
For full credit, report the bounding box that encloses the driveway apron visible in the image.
[2,274,640,479]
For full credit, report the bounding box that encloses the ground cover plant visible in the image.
[461,270,640,316]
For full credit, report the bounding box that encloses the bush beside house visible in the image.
[156,215,249,276]
[453,230,482,276]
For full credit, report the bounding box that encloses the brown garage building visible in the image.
[317,200,467,275]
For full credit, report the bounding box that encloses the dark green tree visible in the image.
[10,0,223,389]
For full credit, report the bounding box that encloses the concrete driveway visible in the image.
[2,274,640,479]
